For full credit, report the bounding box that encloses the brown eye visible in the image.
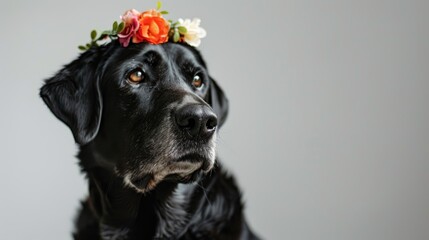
[128,69,144,83]
[192,75,203,88]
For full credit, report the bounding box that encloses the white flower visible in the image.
[177,18,207,47]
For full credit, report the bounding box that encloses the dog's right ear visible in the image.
[40,48,103,145]
[209,78,229,127]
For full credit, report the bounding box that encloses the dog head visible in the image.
[40,42,228,193]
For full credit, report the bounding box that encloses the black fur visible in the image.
[40,41,259,239]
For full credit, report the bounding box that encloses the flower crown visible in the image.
[78,2,206,51]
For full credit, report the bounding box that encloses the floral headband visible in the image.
[78,2,206,51]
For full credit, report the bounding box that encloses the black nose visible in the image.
[175,104,218,139]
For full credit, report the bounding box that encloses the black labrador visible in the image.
[40,41,259,239]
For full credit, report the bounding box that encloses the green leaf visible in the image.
[178,26,187,34]
[90,30,97,40]
[78,45,87,51]
[156,1,162,10]
[173,30,180,42]
[112,21,118,31]
[101,30,112,36]
[160,11,169,15]
[86,43,92,48]
[117,22,125,33]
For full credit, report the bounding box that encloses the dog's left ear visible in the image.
[209,78,229,127]
[40,48,103,145]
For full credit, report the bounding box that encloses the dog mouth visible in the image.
[126,153,214,193]
[177,153,214,172]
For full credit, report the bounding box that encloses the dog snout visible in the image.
[175,104,218,139]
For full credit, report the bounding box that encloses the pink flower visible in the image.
[118,9,141,47]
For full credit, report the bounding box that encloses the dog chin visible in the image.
[124,157,215,194]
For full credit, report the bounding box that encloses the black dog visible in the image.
[40,41,259,239]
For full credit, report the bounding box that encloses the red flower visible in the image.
[132,9,170,45]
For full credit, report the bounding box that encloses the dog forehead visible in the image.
[163,43,204,65]
[113,43,204,67]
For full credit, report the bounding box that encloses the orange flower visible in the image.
[132,9,170,44]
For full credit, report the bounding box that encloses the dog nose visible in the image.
[175,104,218,139]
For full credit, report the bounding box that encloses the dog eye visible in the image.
[192,75,203,89]
[128,69,145,83]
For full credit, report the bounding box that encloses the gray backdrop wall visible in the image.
[1,0,429,239]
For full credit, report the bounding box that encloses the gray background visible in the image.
[1,0,428,239]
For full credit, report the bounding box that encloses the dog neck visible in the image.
[77,145,201,239]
